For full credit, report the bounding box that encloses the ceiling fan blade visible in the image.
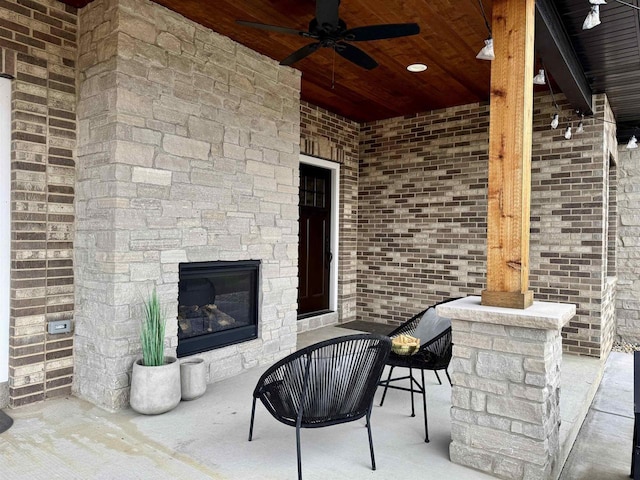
[280,42,321,66]
[316,0,340,30]
[236,20,306,37]
[335,42,378,70]
[344,23,420,42]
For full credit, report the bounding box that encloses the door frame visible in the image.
[299,154,340,313]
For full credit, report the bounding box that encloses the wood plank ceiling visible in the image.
[63,0,640,141]
[150,0,494,123]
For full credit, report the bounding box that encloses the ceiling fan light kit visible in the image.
[237,0,419,70]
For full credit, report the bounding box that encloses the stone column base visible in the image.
[437,297,575,480]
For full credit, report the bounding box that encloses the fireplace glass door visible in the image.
[177,260,259,357]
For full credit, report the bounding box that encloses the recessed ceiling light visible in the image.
[407,63,427,73]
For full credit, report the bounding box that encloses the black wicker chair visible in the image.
[249,333,391,480]
[377,298,459,443]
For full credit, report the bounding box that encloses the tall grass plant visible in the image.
[141,288,166,366]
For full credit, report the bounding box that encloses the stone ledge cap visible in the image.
[436,296,575,330]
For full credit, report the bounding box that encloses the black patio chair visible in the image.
[248,333,391,480]
[377,298,459,443]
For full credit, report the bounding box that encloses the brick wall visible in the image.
[531,93,617,357]
[74,0,300,410]
[299,101,359,328]
[358,102,490,323]
[358,93,616,357]
[1,0,77,408]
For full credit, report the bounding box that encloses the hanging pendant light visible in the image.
[533,69,546,85]
[627,135,638,149]
[551,113,559,130]
[583,5,601,30]
[476,0,494,61]
[476,38,495,61]
[564,126,572,140]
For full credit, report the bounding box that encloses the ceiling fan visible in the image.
[237,0,420,70]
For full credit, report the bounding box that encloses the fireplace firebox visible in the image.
[177,260,259,357]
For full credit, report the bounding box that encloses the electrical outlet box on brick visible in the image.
[48,320,72,335]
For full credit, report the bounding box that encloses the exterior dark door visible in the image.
[298,164,332,316]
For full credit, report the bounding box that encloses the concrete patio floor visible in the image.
[559,352,634,480]
[0,325,621,480]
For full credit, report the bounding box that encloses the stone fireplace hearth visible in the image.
[72,0,301,411]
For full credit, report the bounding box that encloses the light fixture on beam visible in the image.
[533,69,546,85]
[627,135,638,149]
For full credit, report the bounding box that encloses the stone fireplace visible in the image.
[72,0,301,411]
[177,260,260,357]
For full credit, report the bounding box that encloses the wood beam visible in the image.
[481,0,536,310]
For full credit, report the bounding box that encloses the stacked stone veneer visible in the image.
[439,297,575,480]
[617,145,640,342]
[1,0,77,407]
[74,0,301,410]
[299,101,359,329]
[358,93,617,358]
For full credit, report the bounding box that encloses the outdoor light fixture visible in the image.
[476,0,494,61]
[564,126,573,139]
[551,113,559,129]
[627,135,638,149]
[583,0,640,31]
[476,38,495,61]
[533,69,546,85]
[583,5,601,29]
[407,63,428,72]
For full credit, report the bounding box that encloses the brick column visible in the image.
[437,296,575,480]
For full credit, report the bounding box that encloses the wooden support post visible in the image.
[481,0,535,309]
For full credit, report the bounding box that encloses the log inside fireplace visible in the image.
[176,260,259,357]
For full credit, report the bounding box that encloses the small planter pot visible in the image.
[130,356,181,415]
[180,358,207,401]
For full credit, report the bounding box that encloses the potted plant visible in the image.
[129,288,181,414]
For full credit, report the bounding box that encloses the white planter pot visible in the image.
[180,358,207,401]
[130,356,181,415]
